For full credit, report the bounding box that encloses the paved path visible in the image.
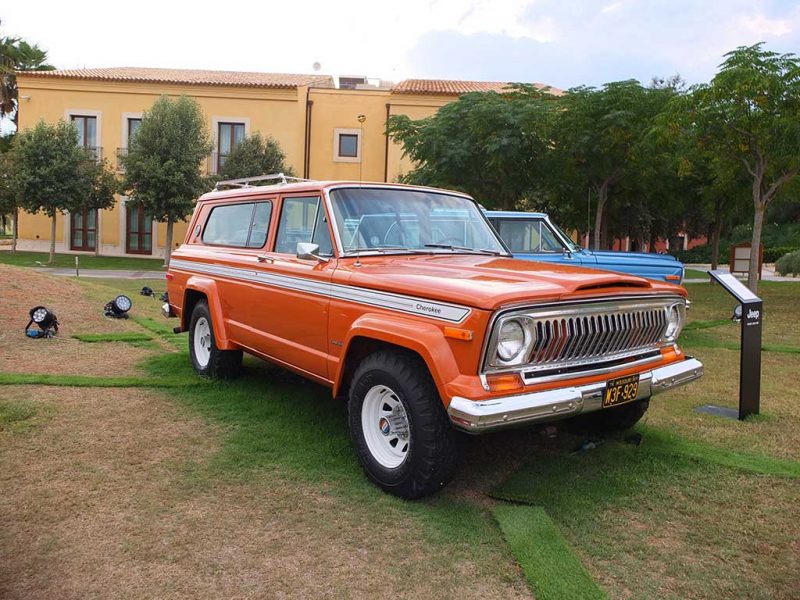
[37,268,166,280]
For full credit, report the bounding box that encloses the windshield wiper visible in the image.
[423,244,502,256]
[343,245,416,255]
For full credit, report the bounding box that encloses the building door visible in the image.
[126,204,152,254]
[70,209,97,251]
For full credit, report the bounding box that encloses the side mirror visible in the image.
[296,242,329,263]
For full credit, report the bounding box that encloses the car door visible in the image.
[490,217,574,266]
[247,194,336,382]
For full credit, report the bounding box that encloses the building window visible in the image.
[117,116,142,172]
[126,203,152,255]
[333,128,361,163]
[71,115,100,160]
[217,122,245,172]
[70,209,97,251]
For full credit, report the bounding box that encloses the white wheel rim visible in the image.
[361,384,411,469]
[193,317,212,368]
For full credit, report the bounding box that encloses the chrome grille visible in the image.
[483,297,683,377]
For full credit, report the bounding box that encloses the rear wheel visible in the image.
[348,350,462,499]
[570,399,650,433]
[188,299,242,379]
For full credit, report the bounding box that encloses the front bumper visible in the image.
[447,358,703,432]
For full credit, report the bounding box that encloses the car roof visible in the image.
[485,210,548,219]
[197,181,474,203]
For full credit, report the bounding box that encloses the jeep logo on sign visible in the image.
[746,308,760,325]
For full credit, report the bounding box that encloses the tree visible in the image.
[0,150,17,251]
[1,20,54,123]
[11,120,98,263]
[216,132,294,181]
[121,95,211,266]
[552,81,653,249]
[692,43,800,291]
[387,86,557,210]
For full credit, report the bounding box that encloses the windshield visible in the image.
[329,188,508,255]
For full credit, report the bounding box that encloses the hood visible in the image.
[586,249,682,267]
[340,254,684,311]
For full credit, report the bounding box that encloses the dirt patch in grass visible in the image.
[0,385,529,599]
[0,264,161,376]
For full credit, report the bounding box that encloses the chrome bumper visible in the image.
[448,358,703,433]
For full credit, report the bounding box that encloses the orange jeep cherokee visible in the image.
[164,175,703,498]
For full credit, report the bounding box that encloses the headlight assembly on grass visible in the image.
[104,295,132,319]
[26,306,59,338]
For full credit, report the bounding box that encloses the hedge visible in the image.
[764,246,800,264]
[672,244,799,265]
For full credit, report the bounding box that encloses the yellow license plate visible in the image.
[603,375,640,408]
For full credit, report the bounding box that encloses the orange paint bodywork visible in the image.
[166,181,690,407]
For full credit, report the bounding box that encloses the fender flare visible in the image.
[334,313,461,404]
[183,276,234,350]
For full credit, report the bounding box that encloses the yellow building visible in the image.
[14,67,542,257]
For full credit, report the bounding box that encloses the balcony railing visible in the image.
[81,146,103,163]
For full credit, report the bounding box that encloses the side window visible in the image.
[496,219,564,253]
[539,223,564,253]
[202,202,272,248]
[275,196,333,255]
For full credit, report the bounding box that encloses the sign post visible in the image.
[708,271,762,419]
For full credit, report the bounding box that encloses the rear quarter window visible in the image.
[202,201,272,248]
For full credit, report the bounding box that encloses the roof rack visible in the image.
[213,173,315,191]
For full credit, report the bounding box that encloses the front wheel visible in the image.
[188,299,242,379]
[348,350,462,499]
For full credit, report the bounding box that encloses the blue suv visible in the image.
[486,211,684,283]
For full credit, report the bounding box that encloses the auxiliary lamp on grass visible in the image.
[26,306,59,338]
[104,295,132,319]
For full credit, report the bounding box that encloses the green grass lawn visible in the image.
[3,269,798,599]
[0,250,165,270]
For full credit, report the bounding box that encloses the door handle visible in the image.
[257,255,274,264]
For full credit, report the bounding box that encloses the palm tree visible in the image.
[0,20,54,123]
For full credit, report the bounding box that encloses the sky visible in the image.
[2,0,800,90]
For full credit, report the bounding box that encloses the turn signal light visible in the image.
[486,373,524,393]
[443,327,473,341]
[665,274,681,281]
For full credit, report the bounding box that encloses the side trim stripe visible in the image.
[169,258,472,323]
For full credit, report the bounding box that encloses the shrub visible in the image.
[775,249,800,276]
[764,246,799,264]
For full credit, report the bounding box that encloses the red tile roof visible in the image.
[392,79,560,96]
[17,67,334,89]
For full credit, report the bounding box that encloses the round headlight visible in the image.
[664,303,684,341]
[113,295,132,313]
[497,319,526,362]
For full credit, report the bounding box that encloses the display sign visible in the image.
[709,270,763,419]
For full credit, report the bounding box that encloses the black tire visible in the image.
[348,350,462,499]
[188,299,242,379]
[569,399,650,434]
